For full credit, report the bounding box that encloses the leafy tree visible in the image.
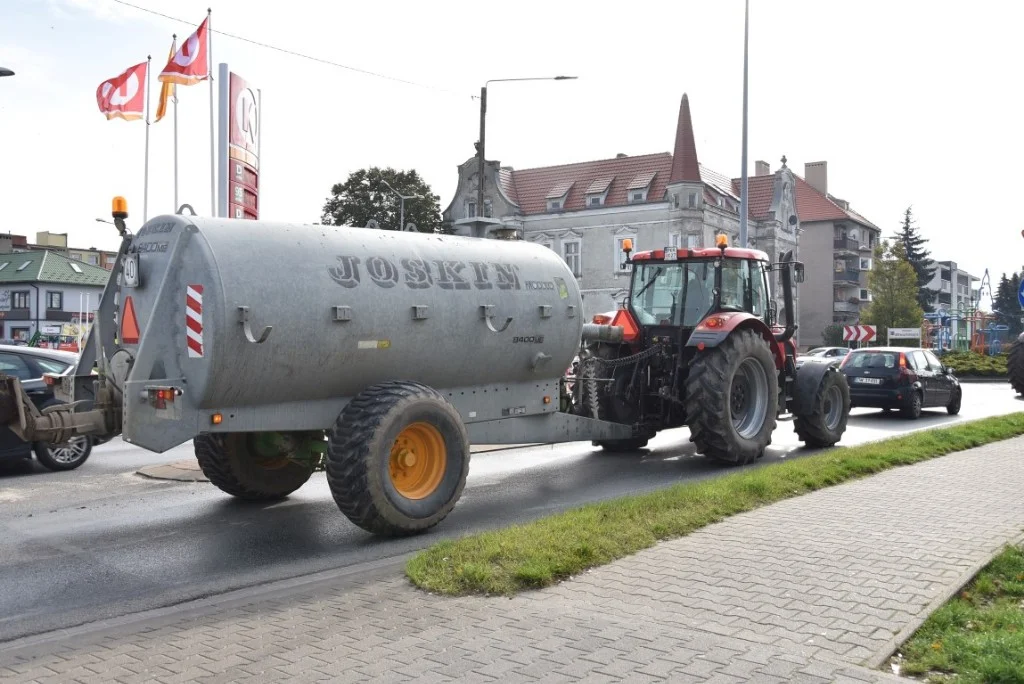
[821,323,845,347]
[993,271,1023,336]
[892,206,937,312]
[861,240,924,344]
[321,167,445,233]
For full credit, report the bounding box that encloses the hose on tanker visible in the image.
[579,345,661,420]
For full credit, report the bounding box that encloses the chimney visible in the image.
[0,236,11,254]
[754,160,770,176]
[616,153,627,159]
[804,161,827,195]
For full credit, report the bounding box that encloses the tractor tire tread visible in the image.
[684,328,778,466]
[793,368,851,448]
[194,433,314,502]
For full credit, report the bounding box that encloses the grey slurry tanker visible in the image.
[0,199,850,537]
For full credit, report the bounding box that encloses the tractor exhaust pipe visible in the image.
[774,251,798,344]
[581,323,625,344]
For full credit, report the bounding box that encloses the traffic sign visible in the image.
[1017,278,1024,309]
[888,327,921,340]
[843,325,876,343]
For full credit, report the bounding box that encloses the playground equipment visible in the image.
[922,270,1005,355]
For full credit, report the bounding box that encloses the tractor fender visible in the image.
[790,357,847,416]
[686,312,785,368]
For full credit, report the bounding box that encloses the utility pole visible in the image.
[739,0,750,248]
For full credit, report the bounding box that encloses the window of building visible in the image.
[16,261,31,272]
[467,201,477,218]
[0,262,9,272]
[688,193,697,208]
[70,263,83,274]
[12,291,30,310]
[547,199,564,212]
[859,257,872,270]
[10,328,30,342]
[588,195,603,207]
[86,254,99,266]
[483,200,492,218]
[687,234,700,249]
[46,291,62,310]
[859,288,872,301]
[563,240,581,277]
[615,236,636,273]
[668,233,681,248]
[629,190,646,203]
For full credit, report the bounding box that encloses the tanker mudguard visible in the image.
[789,357,843,417]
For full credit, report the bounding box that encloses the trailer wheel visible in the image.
[1009,336,1024,395]
[194,432,318,501]
[684,328,778,465]
[793,368,850,448]
[325,381,470,537]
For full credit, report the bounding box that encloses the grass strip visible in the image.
[406,412,1024,596]
[894,544,1024,683]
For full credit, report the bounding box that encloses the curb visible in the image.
[864,529,1024,670]
[958,377,1009,384]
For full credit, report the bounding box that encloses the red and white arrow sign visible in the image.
[843,325,876,343]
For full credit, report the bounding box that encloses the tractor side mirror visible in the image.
[793,262,805,284]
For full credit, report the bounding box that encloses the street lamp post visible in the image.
[476,76,577,237]
[379,178,423,232]
[738,0,750,248]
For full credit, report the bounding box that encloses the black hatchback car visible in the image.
[0,345,93,470]
[840,347,961,419]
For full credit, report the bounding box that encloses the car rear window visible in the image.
[846,352,898,369]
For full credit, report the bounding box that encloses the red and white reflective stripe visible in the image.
[186,285,204,358]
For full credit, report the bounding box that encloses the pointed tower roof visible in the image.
[669,93,701,184]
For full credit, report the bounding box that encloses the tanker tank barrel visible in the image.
[580,324,624,343]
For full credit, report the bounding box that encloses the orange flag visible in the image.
[155,37,176,122]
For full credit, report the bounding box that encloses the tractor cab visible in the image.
[617,235,782,345]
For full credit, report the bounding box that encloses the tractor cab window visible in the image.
[629,261,716,327]
[719,259,767,319]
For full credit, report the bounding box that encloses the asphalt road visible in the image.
[0,382,1020,643]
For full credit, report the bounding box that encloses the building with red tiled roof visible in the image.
[738,160,882,347]
[443,94,802,324]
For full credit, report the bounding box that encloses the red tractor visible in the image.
[577,234,851,464]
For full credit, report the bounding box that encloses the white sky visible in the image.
[1,0,1021,300]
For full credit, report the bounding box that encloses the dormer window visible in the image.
[545,180,574,213]
[626,171,655,204]
[584,177,612,209]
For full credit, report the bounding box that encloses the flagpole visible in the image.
[172,34,179,212]
[144,54,152,222]
[207,8,215,217]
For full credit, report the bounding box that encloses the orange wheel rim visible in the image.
[388,422,447,499]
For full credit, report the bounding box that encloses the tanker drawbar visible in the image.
[0,203,637,537]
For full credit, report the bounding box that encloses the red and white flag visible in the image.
[158,17,210,86]
[96,61,148,121]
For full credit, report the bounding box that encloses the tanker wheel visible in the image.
[325,380,470,537]
[793,368,851,448]
[684,328,778,465]
[194,432,319,502]
[1008,337,1024,395]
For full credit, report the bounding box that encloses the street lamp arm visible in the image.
[484,76,577,86]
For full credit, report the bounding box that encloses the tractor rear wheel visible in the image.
[793,367,850,448]
[325,381,470,536]
[195,432,320,501]
[1008,335,1024,395]
[684,328,779,465]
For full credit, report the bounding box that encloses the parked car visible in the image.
[839,346,961,419]
[0,345,93,470]
[804,346,849,359]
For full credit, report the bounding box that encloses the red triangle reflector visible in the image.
[610,308,639,342]
[121,296,140,344]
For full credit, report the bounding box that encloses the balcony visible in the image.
[833,236,860,253]
[859,242,874,252]
[833,267,860,284]
[833,300,860,313]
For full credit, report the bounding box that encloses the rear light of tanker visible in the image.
[144,386,182,409]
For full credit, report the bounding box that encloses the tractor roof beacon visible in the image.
[577,233,851,463]
[0,201,849,538]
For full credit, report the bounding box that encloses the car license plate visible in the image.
[856,377,882,385]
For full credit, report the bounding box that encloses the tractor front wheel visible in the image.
[793,367,851,448]
[684,328,779,465]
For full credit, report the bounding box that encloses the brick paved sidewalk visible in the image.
[3,438,1024,683]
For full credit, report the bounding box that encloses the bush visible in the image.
[939,350,1007,377]
[822,323,845,347]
